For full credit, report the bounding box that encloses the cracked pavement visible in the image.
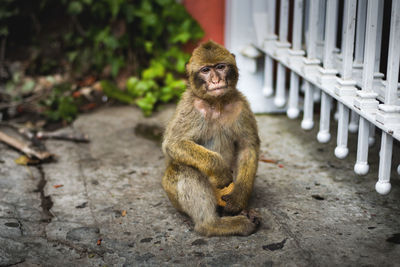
[1,105,400,266]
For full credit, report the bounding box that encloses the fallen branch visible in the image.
[36,131,89,143]
[0,130,52,160]
[0,122,44,148]
[0,122,89,143]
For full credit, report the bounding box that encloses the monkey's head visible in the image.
[187,41,238,99]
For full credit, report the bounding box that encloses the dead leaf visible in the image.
[15,155,38,165]
[72,91,82,98]
[121,210,127,217]
[15,155,30,165]
[80,103,97,111]
[78,75,96,87]
[53,184,64,189]
[92,81,103,91]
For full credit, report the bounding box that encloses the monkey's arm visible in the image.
[164,140,233,188]
[222,146,258,213]
[222,110,260,214]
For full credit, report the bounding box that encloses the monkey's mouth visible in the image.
[207,85,227,92]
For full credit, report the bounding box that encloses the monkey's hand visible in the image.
[208,162,233,189]
[221,183,247,214]
[209,168,233,189]
[215,183,234,206]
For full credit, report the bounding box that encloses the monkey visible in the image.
[161,41,260,236]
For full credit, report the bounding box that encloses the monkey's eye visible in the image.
[216,64,226,70]
[201,67,210,73]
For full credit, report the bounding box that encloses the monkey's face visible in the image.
[187,41,238,99]
[195,63,232,97]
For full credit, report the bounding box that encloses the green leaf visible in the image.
[141,0,153,12]
[12,72,21,84]
[170,79,186,91]
[67,51,78,62]
[164,72,174,85]
[101,80,135,104]
[142,61,165,80]
[126,76,140,95]
[142,13,158,27]
[110,57,124,77]
[160,86,173,102]
[126,77,154,98]
[175,56,187,73]
[21,80,36,93]
[5,81,15,93]
[124,4,135,23]
[57,96,78,122]
[82,0,92,5]
[136,92,157,116]
[68,1,83,15]
[155,0,173,6]
[144,41,153,53]
[0,26,8,36]
[170,32,191,44]
[107,0,124,19]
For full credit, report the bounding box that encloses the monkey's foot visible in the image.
[195,214,259,236]
[240,209,262,227]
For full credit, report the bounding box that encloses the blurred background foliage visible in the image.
[0,0,203,121]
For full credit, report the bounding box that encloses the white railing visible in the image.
[228,0,400,194]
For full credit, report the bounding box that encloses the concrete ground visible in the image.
[1,104,400,267]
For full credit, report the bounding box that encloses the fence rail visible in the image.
[241,0,400,194]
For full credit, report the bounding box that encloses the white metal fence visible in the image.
[226,0,400,195]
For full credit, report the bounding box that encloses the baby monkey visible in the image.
[162,41,260,236]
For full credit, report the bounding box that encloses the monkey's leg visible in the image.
[175,167,258,236]
[162,164,183,212]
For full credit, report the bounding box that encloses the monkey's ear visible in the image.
[231,53,236,58]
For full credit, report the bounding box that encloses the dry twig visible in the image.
[0,130,52,160]
[36,131,89,143]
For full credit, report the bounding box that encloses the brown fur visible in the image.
[162,41,260,236]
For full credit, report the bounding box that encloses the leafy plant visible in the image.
[61,0,202,77]
[40,83,79,122]
[64,0,202,115]
[2,0,203,118]
[70,0,203,115]
[125,57,187,115]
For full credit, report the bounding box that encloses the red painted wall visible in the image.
[182,0,225,46]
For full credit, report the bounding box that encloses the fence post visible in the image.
[301,0,321,130]
[349,111,359,133]
[252,0,269,47]
[375,0,400,195]
[262,0,277,97]
[334,0,357,159]
[287,0,305,119]
[317,0,339,143]
[353,0,380,176]
[374,1,384,76]
[353,0,367,69]
[274,0,291,107]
